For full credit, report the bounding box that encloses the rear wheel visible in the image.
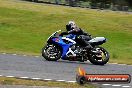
[89,46,109,65]
[42,44,61,61]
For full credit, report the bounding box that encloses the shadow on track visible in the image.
[41,57,106,66]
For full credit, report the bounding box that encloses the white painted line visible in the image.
[19,77,29,79]
[1,52,132,66]
[122,86,131,88]
[43,79,52,81]
[118,64,127,65]
[112,85,121,87]
[23,55,26,56]
[12,54,17,55]
[31,78,41,80]
[108,62,132,66]
[6,76,15,78]
[2,53,6,55]
[110,63,118,64]
[66,81,76,83]
[56,80,65,82]
[102,84,111,86]
[35,56,39,58]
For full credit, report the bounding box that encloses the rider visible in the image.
[60,21,92,50]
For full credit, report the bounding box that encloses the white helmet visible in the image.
[66,21,76,31]
[68,21,76,28]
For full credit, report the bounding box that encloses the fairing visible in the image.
[88,37,106,45]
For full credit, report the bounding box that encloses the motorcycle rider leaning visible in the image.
[59,21,92,50]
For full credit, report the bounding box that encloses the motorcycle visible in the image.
[42,30,110,65]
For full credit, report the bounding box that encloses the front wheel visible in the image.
[42,44,62,61]
[89,46,110,65]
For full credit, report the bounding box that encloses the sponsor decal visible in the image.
[55,38,59,42]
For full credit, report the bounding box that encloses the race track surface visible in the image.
[0,53,132,88]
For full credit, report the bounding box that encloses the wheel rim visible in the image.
[93,48,108,62]
[44,45,61,59]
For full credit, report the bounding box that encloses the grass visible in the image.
[0,0,132,64]
[0,77,95,88]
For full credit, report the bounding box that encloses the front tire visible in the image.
[42,44,61,61]
[89,47,110,65]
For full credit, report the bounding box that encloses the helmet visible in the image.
[66,21,76,31]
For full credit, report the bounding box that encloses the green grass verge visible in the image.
[0,77,95,88]
[0,0,132,64]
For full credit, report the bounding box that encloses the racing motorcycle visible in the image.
[42,30,109,65]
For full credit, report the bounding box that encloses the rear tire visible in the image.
[89,47,110,65]
[42,44,61,61]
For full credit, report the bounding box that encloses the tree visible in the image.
[126,0,132,7]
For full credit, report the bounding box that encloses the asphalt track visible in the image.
[0,53,132,88]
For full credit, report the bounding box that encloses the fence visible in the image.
[28,0,132,12]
